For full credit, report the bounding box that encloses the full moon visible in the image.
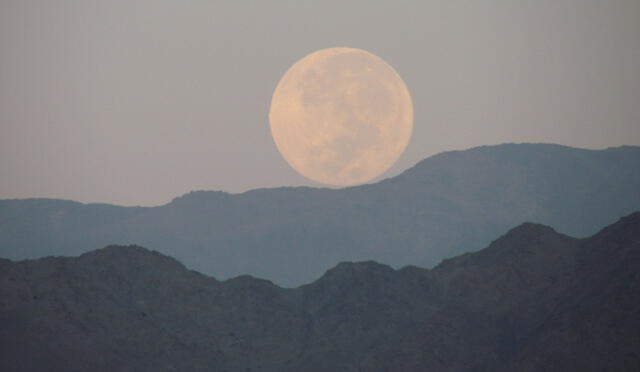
[269,47,413,186]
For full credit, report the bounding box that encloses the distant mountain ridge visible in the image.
[1,143,640,286]
[1,212,639,371]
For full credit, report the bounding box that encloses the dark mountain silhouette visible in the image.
[1,212,639,371]
[1,143,640,286]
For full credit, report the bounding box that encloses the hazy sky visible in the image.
[1,0,639,206]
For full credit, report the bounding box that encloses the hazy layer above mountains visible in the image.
[1,143,640,286]
[2,212,639,372]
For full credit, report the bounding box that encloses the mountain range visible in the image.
[1,143,640,286]
[2,211,639,371]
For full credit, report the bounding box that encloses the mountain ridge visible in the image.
[1,212,638,371]
[2,143,640,286]
[5,142,635,206]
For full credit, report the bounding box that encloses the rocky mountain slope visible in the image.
[2,143,640,286]
[1,212,639,372]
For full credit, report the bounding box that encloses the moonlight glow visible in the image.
[269,47,413,186]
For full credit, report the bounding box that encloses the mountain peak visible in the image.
[308,261,397,292]
[80,244,155,258]
[505,221,558,238]
[324,261,395,277]
[484,221,574,256]
[79,244,186,271]
[224,274,277,289]
[434,220,577,277]
[168,190,230,206]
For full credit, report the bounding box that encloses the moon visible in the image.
[269,47,413,186]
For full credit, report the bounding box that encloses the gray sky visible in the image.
[1,0,639,206]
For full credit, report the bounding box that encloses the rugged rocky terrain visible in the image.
[1,212,639,371]
[2,143,640,286]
